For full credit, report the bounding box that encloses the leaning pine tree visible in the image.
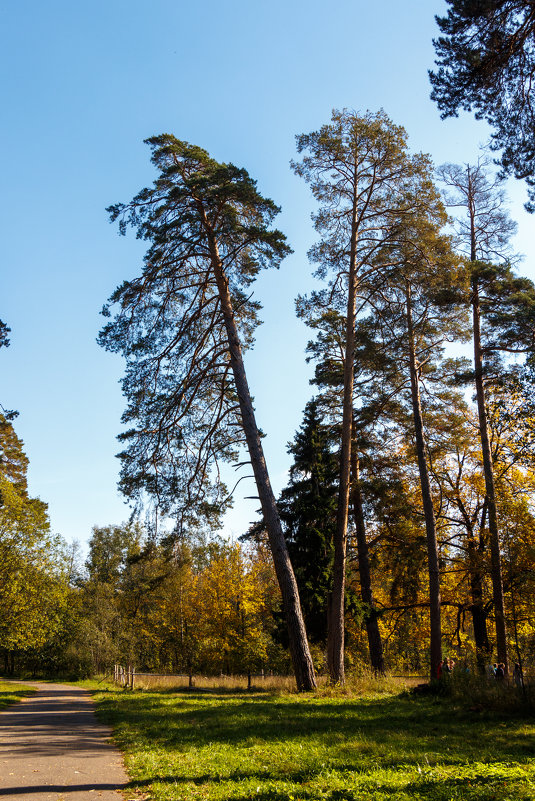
[99,136,316,691]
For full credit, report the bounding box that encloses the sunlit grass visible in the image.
[0,680,36,710]
[92,679,535,801]
[108,671,416,695]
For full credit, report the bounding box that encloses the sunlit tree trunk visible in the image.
[204,218,316,691]
[471,275,508,671]
[405,282,442,681]
[327,167,359,685]
[350,445,385,674]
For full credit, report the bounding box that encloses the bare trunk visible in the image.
[468,514,491,672]
[470,568,491,672]
[203,217,316,691]
[471,275,508,672]
[459,498,490,672]
[406,284,442,682]
[350,445,385,674]
[327,168,359,685]
[466,169,508,672]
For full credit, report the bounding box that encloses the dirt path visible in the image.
[0,682,130,800]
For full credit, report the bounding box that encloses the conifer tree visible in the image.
[0,415,30,496]
[358,214,466,681]
[100,136,316,690]
[438,159,535,671]
[430,0,535,210]
[293,109,435,684]
[277,399,337,645]
[299,311,387,672]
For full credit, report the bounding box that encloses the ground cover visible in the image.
[92,681,535,801]
[0,680,36,710]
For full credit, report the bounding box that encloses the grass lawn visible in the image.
[0,680,36,710]
[92,682,535,801]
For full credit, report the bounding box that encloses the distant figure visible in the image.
[495,663,505,681]
[513,663,523,689]
[486,663,496,680]
[442,657,450,676]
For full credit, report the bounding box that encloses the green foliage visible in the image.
[75,525,279,677]
[0,473,72,655]
[0,418,79,673]
[86,522,143,584]
[268,400,338,645]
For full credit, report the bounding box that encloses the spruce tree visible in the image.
[277,399,337,645]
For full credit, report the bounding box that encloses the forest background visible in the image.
[2,1,535,680]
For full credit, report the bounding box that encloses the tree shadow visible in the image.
[98,691,535,768]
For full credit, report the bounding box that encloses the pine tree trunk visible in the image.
[203,217,316,691]
[471,275,508,671]
[350,445,385,674]
[469,564,491,673]
[458,497,490,672]
[406,284,442,682]
[327,168,359,685]
[468,511,491,672]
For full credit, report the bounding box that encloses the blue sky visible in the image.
[1,0,533,549]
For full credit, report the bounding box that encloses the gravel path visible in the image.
[0,682,130,800]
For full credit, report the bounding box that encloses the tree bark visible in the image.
[327,165,359,685]
[457,495,490,672]
[350,445,385,674]
[405,283,442,682]
[468,509,491,673]
[202,215,316,691]
[466,166,508,672]
[471,275,508,671]
[469,556,491,672]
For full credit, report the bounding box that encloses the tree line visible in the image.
[2,0,535,687]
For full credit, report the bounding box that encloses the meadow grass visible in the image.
[91,679,535,801]
[0,680,36,710]
[117,672,415,695]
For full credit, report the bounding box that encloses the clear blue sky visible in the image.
[1,0,533,549]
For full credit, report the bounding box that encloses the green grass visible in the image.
[0,680,36,710]
[91,682,535,801]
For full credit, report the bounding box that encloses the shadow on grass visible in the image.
[95,690,535,766]
[0,685,37,711]
[122,767,532,801]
